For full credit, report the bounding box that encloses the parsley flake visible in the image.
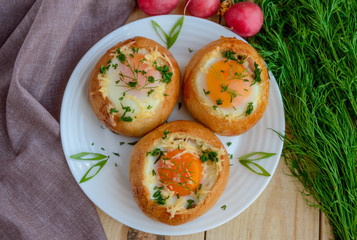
[252,62,262,85]
[162,129,169,139]
[203,89,210,95]
[187,199,195,209]
[200,150,219,163]
[245,102,254,116]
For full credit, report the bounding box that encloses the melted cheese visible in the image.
[144,47,174,70]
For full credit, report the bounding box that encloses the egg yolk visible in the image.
[157,149,203,196]
[206,60,253,108]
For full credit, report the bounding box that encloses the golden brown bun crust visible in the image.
[88,36,180,137]
[183,37,269,136]
[129,120,230,225]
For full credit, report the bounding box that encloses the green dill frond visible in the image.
[251,0,357,239]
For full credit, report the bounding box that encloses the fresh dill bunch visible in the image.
[251,0,357,239]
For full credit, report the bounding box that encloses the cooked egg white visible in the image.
[142,132,225,218]
[194,48,262,120]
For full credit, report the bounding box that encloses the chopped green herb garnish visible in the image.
[220,84,239,103]
[200,150,218,163]
[203,89,210,95]
[146,148,167,165]
[252,62,262,85]
[155,64,173,84]
[187,199,195,209]
[216,98,223,105]
[153,186,169,205]
[154,186,163,190]
[221,205,227,210]
[222,50,245,64]
[116,49,126,63]
[121,116,132,122]
[128,81,137,88]
[120,104,133,122]
[162,129,169,139]
[148,76,155,83]
[154,150,166,164]
[227,142,232,147]
[245,102,254,116]
[147,89,154,96]
[99,64,110,74]
[110,108,118,114]
[147,148,160,156]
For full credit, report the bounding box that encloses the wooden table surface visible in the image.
[96,2,334,239]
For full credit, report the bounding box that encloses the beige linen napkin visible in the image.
[0,0,135,239]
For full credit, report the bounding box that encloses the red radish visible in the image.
[137,0,179,16]
[225,2,264,38]
[186,0,220,18]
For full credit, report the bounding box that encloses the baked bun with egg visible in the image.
[88,36,180,137]
[183,37,269,136]
[129,120,230,225]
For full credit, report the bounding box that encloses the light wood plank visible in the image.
[97,207,129,239]
[165,233,205,240]
[206,159,320,240]
[97,206,205,240]
[320,212,334,240]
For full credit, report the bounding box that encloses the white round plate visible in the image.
[60,15,285,235]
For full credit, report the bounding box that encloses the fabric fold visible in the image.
[0,1,136,239]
